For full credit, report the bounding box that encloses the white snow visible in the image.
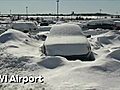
[0,29,42,57]
[0,25,120,90]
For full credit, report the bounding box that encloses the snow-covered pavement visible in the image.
[0,29,120,90]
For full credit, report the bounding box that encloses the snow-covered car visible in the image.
[85,19,115,30]
[41,24,95,61]
[114,21,120,30]
[11,21,53,34]
[11,21,38,33]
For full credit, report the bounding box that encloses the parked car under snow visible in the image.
[11,21,38,33]
[85,19,115,30]
[11,21,52,34]
[41,24,95,61]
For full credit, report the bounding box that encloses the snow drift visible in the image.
[0,29,42,57]
[0,27,120,90]
[0,29,30,43]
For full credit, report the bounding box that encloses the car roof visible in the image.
[49,23,84,36]
[12,21,37,28]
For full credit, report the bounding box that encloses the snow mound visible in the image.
[90,60,120,73]
[107,50,120,60]
[90,30,120,51]
[0,29,30,43]
[0,26,120,89]
[96,31,120,45]
[37,56,67,69]
[0,29,42,57]
[0,53,32,70]
[97,37,112,45]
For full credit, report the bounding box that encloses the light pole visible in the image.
[56,0,59,21]
[116,11,118,15]
[26,6,28,18]
[99,9,102,19]
[10,10,12,15]
[71,11,74,20]
[9,10,12,20]
[100,9,102,14]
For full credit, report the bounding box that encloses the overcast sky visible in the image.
[0,0,120,14]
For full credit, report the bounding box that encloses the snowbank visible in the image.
[0,29,30,43]
[0,27,120,90]
[0,29,42,57]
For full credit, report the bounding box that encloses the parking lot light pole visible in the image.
[56,0,59,21]
[10,10,11,15]
[26,6,28,18]
[99,9,102,19]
